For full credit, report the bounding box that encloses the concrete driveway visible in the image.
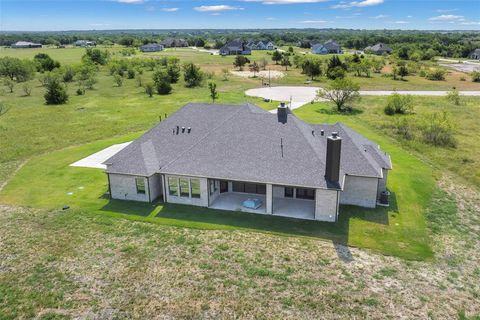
[245,86,480,112]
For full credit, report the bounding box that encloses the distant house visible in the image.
[311,44,329,55]
[246,40,276,50]
[140,43,164,52]
[311,40,342,54]
[323,40,342,54]
[219,39,251,55]
[469,49,480,60]
[104,103,392,222]
[365,43,392,55]
[10,41,42,48]
[75,40,96,47]
[160,38,188,48]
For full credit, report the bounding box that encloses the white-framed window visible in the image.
[179,178,190,197]
[168,177,178,196]
[191,179,201,198]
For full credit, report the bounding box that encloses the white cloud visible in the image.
[113,0,143,3]
[429,14,464,22]
[90,23,110,27]
[331,0,383,9]
[160,8,179,12]
[436,9,458,13]
[194,5,244,12]
[460,21,480,25]
[393,21,409,24]
[243,0,327,4]
[406,15,413,18]
[300,20,328,23]
[372,14,387,19]
[266,17,277,20]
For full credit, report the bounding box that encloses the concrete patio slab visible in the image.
[273,197,315,220]
[70,142,131,169]
[209,192,267,215]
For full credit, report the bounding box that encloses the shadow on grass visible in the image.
[340,191,397,225]
[101,199,160,217]
[99,195,395,249]
[157,202,350,243]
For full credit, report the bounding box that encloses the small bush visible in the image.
[446,89,461,105]
[76,87,85,95]
[419,70,426,77]
[144,83,154,97]
[471,71,480,83]
[384,93,414,115]
[22,83,32,96]
[127,68,135,79]
[394,117,414,140]
[113,74,123,87]
[426,69,446,81]
[420,112,456,147]
[460,76,466,81]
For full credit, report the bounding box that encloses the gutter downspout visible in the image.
[107,173,112,199]
[147,176,151,203]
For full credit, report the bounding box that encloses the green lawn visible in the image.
[0,102,436,260]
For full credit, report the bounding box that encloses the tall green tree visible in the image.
[272,50,282,65]
[183,63,203,88]
[83,48,108,65]
[0,57,35,82]
[281,55,291,71]
[302,59,322,80]
[152,69,172,94]
[316,78,360,112]
[233,55,250,71]
[44,77,68,105]
[166,62,180,83]
[33,53,60,72]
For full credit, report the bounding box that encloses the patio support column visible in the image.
[266,184,273,214]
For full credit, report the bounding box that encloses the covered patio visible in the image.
[273,197,315,220]
[209,192,267,214]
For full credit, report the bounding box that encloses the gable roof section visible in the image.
[105,103,390,189]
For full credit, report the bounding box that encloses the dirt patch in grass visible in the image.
[230,70,285,79]
[0,175,479,319]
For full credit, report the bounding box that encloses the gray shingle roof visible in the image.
[105,103,391,190]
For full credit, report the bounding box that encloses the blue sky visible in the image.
[1,0,479,31]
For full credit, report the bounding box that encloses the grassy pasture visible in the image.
[0,101,436,260]
[0,45,479,260]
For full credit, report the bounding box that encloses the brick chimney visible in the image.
[325,132,342,182]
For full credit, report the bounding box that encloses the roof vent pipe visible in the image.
[182,127,185,133]
[277,102,289,124]
[187,127,191,133]
[320,130,324,136]
[176,126,179,135]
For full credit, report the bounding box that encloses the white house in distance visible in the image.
[104,103,392,222]
[74,40,96,47]
[11,41,42,48]
[140,43,164,52]
[246,40,276,50]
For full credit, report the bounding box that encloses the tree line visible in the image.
[2,29,479,58]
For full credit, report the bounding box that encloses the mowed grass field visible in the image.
[0,46,479,260]
[1,45,480,319]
